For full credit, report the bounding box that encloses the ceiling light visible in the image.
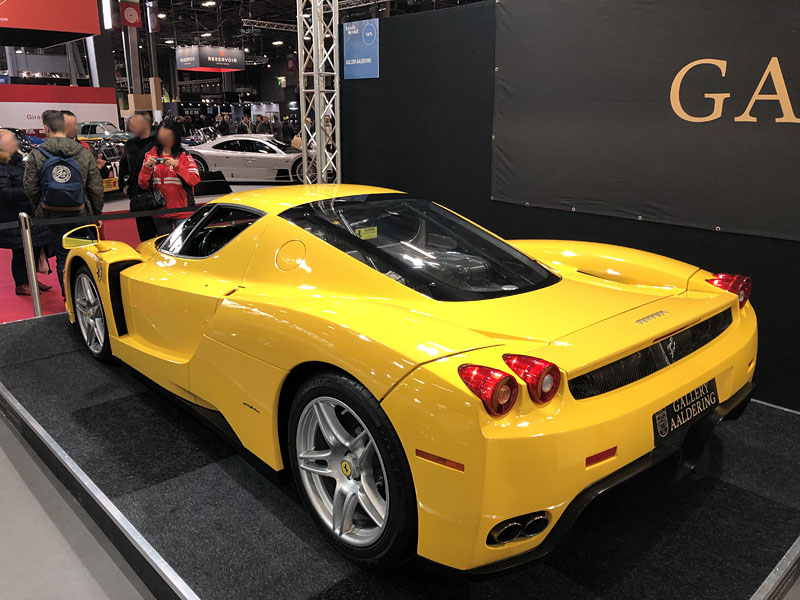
[303,35,311,41]
[201,32,211,38]
[15,49,23,54]
[267,63,271,68]
[158,12,166,18]
[165,39,175,44]
[272,40,283,46]
[244,47,249,52]
[201,1,215,6]
[138,45,142,48]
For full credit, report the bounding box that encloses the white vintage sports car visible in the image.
[188,134,313,183]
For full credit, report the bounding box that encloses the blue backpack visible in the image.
[38,147,85,211]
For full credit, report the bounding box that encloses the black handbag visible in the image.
[130,175,166,212]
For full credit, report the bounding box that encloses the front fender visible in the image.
[65,242,142,337]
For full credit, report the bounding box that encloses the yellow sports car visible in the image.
[61,184,757,572]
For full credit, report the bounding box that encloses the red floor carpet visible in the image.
[0,214,142,324]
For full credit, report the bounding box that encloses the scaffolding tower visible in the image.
[296,0,341,184]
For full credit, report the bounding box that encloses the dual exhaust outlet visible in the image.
[487,511,549,545]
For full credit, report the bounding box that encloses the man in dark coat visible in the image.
[24,110,104,297]
[0,129,52,295]
[281,117,295,143]
[118,113,157,241]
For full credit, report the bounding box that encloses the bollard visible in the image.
[18,212,43,318]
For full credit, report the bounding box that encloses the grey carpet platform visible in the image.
[1,314,799,600]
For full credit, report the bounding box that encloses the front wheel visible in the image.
[72,265,111,361]
[288,372,417,568]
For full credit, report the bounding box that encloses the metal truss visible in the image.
[296,0,341,184]
[241,19,298,32]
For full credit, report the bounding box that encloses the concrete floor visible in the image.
[0,411,154,600]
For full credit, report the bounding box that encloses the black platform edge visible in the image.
[0,377,200,600]
[751,533,800,600]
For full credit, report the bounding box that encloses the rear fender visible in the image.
[65,242,142,337]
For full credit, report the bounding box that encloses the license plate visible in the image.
[652,379,719,444]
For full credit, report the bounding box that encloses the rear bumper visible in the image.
[467,380,754,575]
[382,303,757,571]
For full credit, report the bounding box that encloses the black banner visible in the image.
[176,45,245,72]
[493,0,800,241]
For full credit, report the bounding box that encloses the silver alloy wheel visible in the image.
[74,272,105,355]
[296,396,389,547]
[295,159,317,183]
[193,156,206,172]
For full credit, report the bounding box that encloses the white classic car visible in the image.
[188,134,314,183]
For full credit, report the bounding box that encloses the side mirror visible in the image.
[62,224,100,249]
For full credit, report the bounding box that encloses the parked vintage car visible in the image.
[60,185,757,572]
[78,121,132,143]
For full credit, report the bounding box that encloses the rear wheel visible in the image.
[192,155,208,173]
[288,372,417,568]
[291,158,317,183]
[72,265,111,361]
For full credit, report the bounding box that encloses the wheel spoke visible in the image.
[357,481,386,527]
[313,402,355,450]
[331,483,358,537]
[298,449,333,476]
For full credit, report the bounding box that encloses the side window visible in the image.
[159,205,214,255]
[253,141,276,154]
[213,140,243,152]
[79,125,90,135]
[176,206,262,258]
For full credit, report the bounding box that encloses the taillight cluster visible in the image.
[458,355,561,417]
[706,273,752,308]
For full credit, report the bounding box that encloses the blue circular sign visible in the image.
[362,22,377,46]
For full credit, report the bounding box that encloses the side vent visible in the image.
[108,260,141,336]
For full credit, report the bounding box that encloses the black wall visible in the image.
[341,2,799,410]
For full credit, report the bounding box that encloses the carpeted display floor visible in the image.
[0,315,798,599]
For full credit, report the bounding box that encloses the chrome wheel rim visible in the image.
[296,396,389,547]
[74,273,105,355]
[296,160,317,183]
[194,157,206,172]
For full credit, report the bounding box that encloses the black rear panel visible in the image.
[569,309,733,400]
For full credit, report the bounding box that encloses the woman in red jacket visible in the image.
[138,119,200,235]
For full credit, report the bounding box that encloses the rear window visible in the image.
[280,194,559,301]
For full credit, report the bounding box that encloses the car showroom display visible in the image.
[59,184,756,572]
[187,133,314,182]
[77,121,132,142]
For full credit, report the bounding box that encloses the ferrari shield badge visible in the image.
[655,408,669,438]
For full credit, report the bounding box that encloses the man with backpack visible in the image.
[24,109,104,298]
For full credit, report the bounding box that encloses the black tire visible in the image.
[192,155,208,173]
[71,264,112,362]
[291,158,317,183]
[288,371,417,569]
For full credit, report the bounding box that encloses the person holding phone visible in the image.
[138,120,201,236]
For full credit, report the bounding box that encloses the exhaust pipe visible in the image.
[488,521,523,545]
[522,513,549,537]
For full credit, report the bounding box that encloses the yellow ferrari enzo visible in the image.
[61,184,757,572]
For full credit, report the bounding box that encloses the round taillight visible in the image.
[503,354,562,404]
[458,364,519,417]
[706,273,752,308]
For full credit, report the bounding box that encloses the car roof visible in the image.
[209,184,404,215]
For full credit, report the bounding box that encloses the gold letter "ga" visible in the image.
[670,59,730,122]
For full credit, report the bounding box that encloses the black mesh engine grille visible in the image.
[568,309,733,400]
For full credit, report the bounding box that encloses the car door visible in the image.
[209,139,246,178]
[240,139,279,181]
[118,204,267,392]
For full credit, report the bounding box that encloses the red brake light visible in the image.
[457,364,519,416]
[706,273,752,308]
[502,355,562,404]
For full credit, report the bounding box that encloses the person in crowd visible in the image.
[138,120,200,236]
[256,115,269,134]
[24,110,103,298]
[0,129,52,296]
[281,117,295,144]
[217,114,231,136]
[118,113,157,241]
[61,110,108,174]
[236,116,250,135]
[272,116,281,136]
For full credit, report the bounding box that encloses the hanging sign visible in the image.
[176,46,245,73]
[343,18,379,80]
[120,1,142,28]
